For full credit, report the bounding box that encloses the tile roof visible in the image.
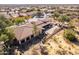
[13,23,42,41]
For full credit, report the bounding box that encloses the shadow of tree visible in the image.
[75,30,79,35]
[71,37,79,46]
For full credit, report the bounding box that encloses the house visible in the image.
[12,17,52,44]
[13,23,42,44]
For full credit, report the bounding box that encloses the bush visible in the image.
[64,29,75,41]
[58,15,70,22]
[53,12,60,18]
[0,34,9,42]
[14,17,25,25]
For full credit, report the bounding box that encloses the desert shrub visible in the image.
[58,15,70,22]
[53,12,60,18]
[64,29,76,41]
[14,17,25,25]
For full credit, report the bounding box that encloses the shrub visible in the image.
[53,12,60,18]
[0,34,9,42]
[64,29,75,41]
[58,15,70,22]
[14,18,25,25]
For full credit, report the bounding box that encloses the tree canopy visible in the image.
[0,15,15,42]
[0,15,13,29]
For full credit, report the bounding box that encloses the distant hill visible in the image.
[0,4,79,8]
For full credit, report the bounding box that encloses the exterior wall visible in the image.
[18,31,41,44]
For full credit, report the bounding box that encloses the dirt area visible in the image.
[43,30,79,55]
[21,29,79,55]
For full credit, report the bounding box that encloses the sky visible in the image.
[0,0,79,4]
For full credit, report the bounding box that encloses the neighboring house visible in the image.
[19,12,27,16]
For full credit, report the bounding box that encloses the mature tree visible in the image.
[0,15,14,41]
[0,15,15,54]
[0,28,15,42]
[5,28,15,40]
[0,15,13,29]
[0,15,7,29]
[0,15,13,35]
[0,20,7,29]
